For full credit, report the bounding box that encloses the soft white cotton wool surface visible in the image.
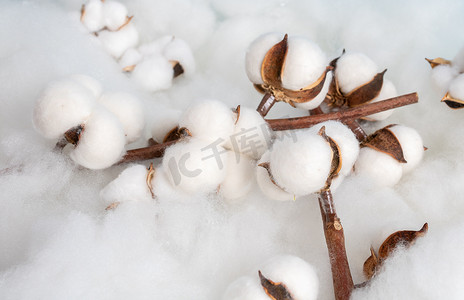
[70,74,103,99]
[131,55,174,91]
[365,79,397,121]
[294,71,333,110]
[179,100,236,145]
[431,64,459,91]
[100,164,152,204]
[162,138,228,194]
[222,276,269,300]
[452,46,464,73]
[98,23,139,58]
[118,47,143,68]
[162,36,196,76]
[270,131,332,196]
[307,121,359,177]
[69,107,126,169]
[448,73,464,100]
[81,0,104,33]
[256,151,295,201]
[245,32,285,85]
[101,0,129,31]
[219,151,255,202]
[259,255,319,300]
[335,52,378,94]
[97,92,145,143]
[150,110,182,143]
[355,147,403,187]
[387,125,424,174]
[281,36,327,91]
[33,78,96,139]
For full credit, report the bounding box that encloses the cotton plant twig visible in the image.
[119,140,178,164]
[256,92,276,117]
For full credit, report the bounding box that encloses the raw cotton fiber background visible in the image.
[1,0,464,299]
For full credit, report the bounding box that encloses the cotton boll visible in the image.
[150,110,182,143]
[97,92,145,143]
[101,1,129,31]
[365,79,397,121]
[229,106,272,159]
[33,79,96,139]
[162,138,228,194]
[294,71,333,110]
[452,46,464,73]
[138,36,174,56]
[69,107,126,169]
[179,100,236,145]
[281,36,327,91]
[222,276,269,300]
[330,174,345,192]
[336,52,378,94]
[219,152,255,202]
[70,74,103,99]
[431,64,459,91]
[387,125,424,173]
[162,37,196,76]
[307,121,359,177]
[448,73,464,100]
[98,23,139,58]
[259,255,319,300]
[100,164,152,204]
[81,0,104,32]
[131,55,174,91]
[270,131,332,196]
[245,32,285,85]
[355,147,403,187]
[256,151,295,201]
[119,48,143,69]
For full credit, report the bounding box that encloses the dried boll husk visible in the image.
[294,71,333,110]
[256,151,295,201]
[443,73,464,109]
[150,110,182,143]
[362,125,407,164]
[387,125,424,173]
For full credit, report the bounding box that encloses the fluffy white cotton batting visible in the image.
[69,107,126,169]
[430,64,459,91]
[307,121,359,177]
[131,55,174,91]
[281,36,327,91]
[219,151,255,202]
[245,32,285,85]
[294,71,333,110]
[33,78,96,139]
[364,79,397,121]
[335,52,378,95]
[118,47,143,69]
[259,255,319,300]
[227,106,272,159]
[448,73,464,100]
[256,151,295,201]
[178,100,236,145]
[81,0,104,33]
[101,0,129,31]
[97,92,145,143]
[270,131,332,196]
[100,164,152,204]
[387,125,424,174]
[162,36,196,76]
[162,138,228,194]
[355,147,403,187]
[98,23,139,58]
[150,110,182,143]
[222,276,269,300]
[70,74,103,99]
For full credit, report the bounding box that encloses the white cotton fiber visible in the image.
[330,174,345,192]
[245,32,285,85]
[222,276,269,300]
[138,36,174,56]
[98,23,139,58]
[355,147,403,187]
[179,100,236,145]
[259,255,319,300]
[33,78,96,139]
[281,36,327,91]
[364,79,397,121]
[162,138,228,194]
[150,110,182,143]
[119,47,143,69]
[256,151,295,201]
[388,125,424,173]
[431,64,459,91]
[100,164,152,204]
[81,0,104,33]
[270,131,332,196]
[162,36,196,76]
[335,52,378,94]
[131,55,174,91]
[452,46,464,73]
[294,71,333,110]
[70,74,103,99]
[97,92,145,143]
[69,107,126,169]
[448,73,464,100]
[307,121,359,177]
[227,106,272,159]
[101,0,128,31]
[219,151,255,202]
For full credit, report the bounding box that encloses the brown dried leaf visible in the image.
[123,64,136,72]
[146,163,156,199]
[261,34,288,87]
[318,126,342,186]
[441,92,464,109]
[147,138,159,146]
[162,126,192,143]
[258,271,294,300]
[346,69,387,108]
[362,125,407,163]
[378,223,428,260]
[425,57,451,69]
[329,49,346,69]
[283,67,332,104]
[363,247,379,280]
[234,105,241,125]
[170,60,185,78]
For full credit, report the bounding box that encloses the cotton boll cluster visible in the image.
[33,75,145,169]
[223,255,318,300]
[428,46,464,92]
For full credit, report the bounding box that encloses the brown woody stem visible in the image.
[342,119,368,142]
[119,140,178,164]
[267,92,418,131]
[257,93,276,117]
[319,189,354,300]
